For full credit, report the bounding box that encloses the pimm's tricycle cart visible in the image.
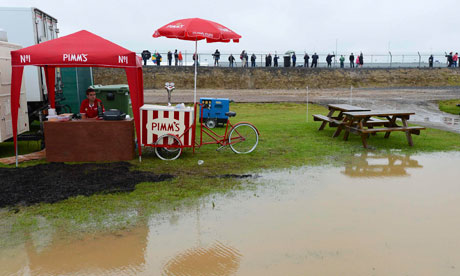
[140,103,259,160]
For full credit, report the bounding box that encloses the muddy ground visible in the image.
[145,87,460,133]
[0,162,173,208]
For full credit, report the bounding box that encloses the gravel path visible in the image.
[145,87,460,133]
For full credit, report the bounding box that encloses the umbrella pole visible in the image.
[15,135,18,167]
[194,39,197,104]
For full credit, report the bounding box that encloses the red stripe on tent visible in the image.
[174,111,179,121]
[164,110,169,118]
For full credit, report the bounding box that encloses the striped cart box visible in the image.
[140,104,195,147]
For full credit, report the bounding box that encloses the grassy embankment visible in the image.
[1,103,459,244]
[439,99,460,115]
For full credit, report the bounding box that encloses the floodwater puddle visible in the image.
[2,151,460,275]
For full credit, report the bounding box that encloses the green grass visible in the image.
[0,140,42,158]
[439,99,460,115]
[1,103,459,245]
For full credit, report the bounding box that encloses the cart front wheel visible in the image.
[155,134,182,161]
[228,123,259,154]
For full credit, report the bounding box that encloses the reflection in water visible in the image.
[342,152,422,177]
[163,241,242,276]
[422,115,459,131]
[443,116,459,126]
[2,227,149,275]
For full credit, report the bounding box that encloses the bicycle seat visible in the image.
[225,111,236,117]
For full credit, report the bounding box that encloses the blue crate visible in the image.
[199,97,230,127]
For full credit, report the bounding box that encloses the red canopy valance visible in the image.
[10,30,144,164]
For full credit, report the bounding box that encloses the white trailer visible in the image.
[0,37,29,142]
[0,7,58,105]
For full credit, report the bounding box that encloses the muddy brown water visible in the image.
[2,151,460,275]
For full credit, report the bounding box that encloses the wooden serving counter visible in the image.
[44,119,134,162]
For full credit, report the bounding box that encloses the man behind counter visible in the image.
[80,88,105,119]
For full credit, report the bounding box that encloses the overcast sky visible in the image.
[0,0,458,55]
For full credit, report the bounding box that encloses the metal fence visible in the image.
[138,51,456,68]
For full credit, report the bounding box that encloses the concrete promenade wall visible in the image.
[93,66,460,89]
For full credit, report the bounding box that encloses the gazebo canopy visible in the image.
[10,30,144,164]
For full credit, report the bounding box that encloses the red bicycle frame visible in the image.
[161,102,258,153]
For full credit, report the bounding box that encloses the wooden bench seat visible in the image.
[313,114,332,122]
[349,126,425,135]
[313,114,343,130]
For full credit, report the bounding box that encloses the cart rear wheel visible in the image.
[228,123,259,154]
[205,119,217,129]
[155,134,182,160]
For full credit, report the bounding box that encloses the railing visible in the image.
[138,51,457,68]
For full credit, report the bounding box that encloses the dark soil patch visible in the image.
[0,162,173,208]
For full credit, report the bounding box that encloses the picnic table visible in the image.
[333,110,426,148]
[313,104,387,131]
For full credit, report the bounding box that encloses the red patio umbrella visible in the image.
[153,18,241,103]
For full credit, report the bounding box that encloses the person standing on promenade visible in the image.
[339,55,345,68]
[265,55,269,67]
[213,49,221,66]
[311,53,319,68]
[292,53,297,67]
[304,53,310,67]
[156,52,162,66]
[445,52,453,67]
[240,50,246,67]
[429,55,434,68]
[178,51,183,65]
[326,53,335,67]
[251,53,256,67]
[349,53,355,68]
[359,52,364,67]
[193,53,199,66]
[141,50,151,66]
[274,54,279,67]
[268,53,272,67]
[356,55,360,68]
[453,52,458,67]
[152,52,157,65]
[228,54,235,67]
[174,49,178,66]
[167,51,173,66]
